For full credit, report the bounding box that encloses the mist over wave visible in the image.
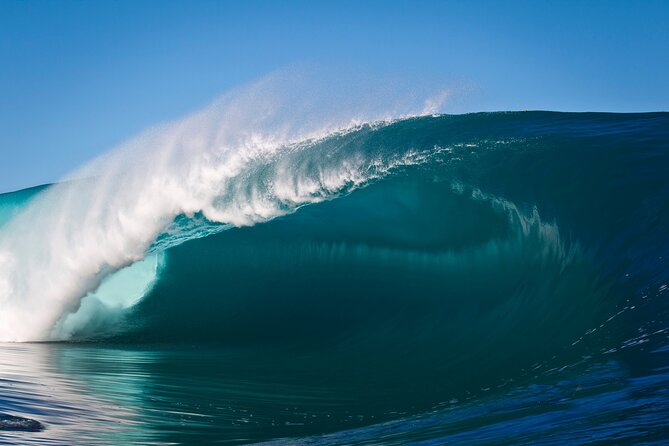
[0,71,448,342]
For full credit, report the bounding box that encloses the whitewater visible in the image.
[0,73,448,342]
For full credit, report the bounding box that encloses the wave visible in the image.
[1,110,668,352]
[2,98,669,442]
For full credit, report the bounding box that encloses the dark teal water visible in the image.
[1,112,669,444]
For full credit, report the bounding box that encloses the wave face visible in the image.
[1,110,669,444]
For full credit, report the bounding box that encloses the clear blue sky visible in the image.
[1,0,668,192]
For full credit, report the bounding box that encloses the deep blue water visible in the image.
[1,112,669,444]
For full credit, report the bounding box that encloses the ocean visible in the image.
[1,111,668,444]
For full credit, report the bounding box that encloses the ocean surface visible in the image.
[1,112,669,444]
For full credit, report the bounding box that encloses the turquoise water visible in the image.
[1,112,669,444]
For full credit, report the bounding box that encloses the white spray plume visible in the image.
[0,69,447,341]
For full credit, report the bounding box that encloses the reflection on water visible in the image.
[2,342,669,444]
[1,343,160,444]
[0,343,392,445]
